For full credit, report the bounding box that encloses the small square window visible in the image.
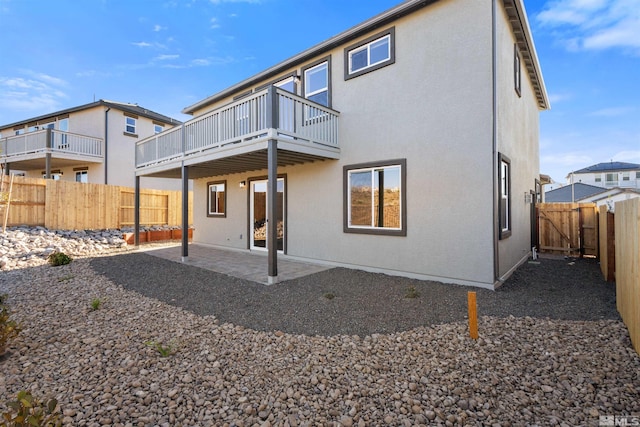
[125,117,137,134]
[207,181,226,217]
[344,28,395,80]
[154,124,164,134]
[75,170,88,183]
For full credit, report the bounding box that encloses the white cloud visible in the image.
[210,17,220,29]
[548,92,572,104]
[154,54,180,61]
[612,150,640,163]
[0,72,68,118]
[132,41,153,48]
[153,24,167,32]
[209,0,261,4]
[536,0,640,54]
[588,106,634,117]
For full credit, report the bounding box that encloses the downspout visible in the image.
[492,0,499,285]
[104,107,111,184]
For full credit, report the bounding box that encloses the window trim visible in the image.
[498,153,512,240]
[301,56,331,108]
[514,44,522,97]
[343,158,407,236]
[207,180,227,218]
[344,27,395,81]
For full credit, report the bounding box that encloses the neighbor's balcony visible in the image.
[135,86,340,174]
[1,129,103,169]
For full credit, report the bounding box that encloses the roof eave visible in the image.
[182,0,439,115]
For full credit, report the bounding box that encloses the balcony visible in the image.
[1,129,103,171]
[135,86,340,179]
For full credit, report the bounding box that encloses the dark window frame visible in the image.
[207,180,227,218]
[498,153,512,240]
[343,158,407,236]
[344,27,396,81]
[301,56,332,109]
[514,44,522,97]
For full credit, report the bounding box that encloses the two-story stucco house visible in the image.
[567,162,640,190]
[0,100,181,188]
[134,0,549,289]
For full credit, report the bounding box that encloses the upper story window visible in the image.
[154,124,164,134]
[125,117,137,134]
[514,44,522,97]
[344,28,395,80]
[605,173,618,185]
[594,174,602,182]
[303,58,330,108]
[58,118,69,132]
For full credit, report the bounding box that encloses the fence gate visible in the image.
[537,203,598,257]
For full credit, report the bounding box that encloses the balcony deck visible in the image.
[1,129,103,170]
[135,87,340,179]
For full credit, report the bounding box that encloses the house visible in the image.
[133,0,549,289]
[567,162,640,189]
[545,183,640,212]
[545,183,608,203]
[0,100,181,189]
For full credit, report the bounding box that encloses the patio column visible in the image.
[134,175,140,247]
[267,139,278,284]
[266,85,279,284]
[44,128,52,179]
[181,163,189,262]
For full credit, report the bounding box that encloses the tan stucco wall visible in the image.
[495,0,542,279]
[192,0,507,288]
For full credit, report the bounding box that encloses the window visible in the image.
[594,174,602,182]
[154,124,164,134]
[207,181,226,217]
[344,28,395,80]
[498,153,511,239]
[514,44,522,97]
[75,170,88,183]
[605,173,618,185]
[125,116,137,134]
[344,159,406,236]
[303,58,330,107]
[636,171,640,179]
[622,172,630,181]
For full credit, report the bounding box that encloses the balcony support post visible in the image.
[267,139,278,284]
[44,128,52,179]
[181,163,189,261]
[266,85,279,284]
[134,175,140,247]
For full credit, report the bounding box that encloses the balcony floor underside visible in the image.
[1,152,103,170]
[137,138,340,179]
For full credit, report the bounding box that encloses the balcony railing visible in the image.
[136,86,340,169]
[1,129,103,159]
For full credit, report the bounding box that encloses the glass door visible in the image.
[250,178,285,252]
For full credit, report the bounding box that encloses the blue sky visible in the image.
[0,0,638,184]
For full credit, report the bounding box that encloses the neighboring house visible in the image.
[0,100,181,189]
[545,183,640,212]
[134,0,549,288]
[567,162,640,189]
[545,183,608,203]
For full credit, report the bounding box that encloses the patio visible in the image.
[139,243,332,284]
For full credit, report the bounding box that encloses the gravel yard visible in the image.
[1,247,639,426]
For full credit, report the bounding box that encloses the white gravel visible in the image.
[0,227,639,426]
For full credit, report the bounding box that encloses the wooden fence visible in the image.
[1,175,192,230]
[614,198,640,354]
[598,205,615,282]
[537,203,598,256]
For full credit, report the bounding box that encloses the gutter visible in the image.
[492,0,500,285]
[105,107,111,184]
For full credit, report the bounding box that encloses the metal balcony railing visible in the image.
[0,129,103,159]
[135,86,340,169]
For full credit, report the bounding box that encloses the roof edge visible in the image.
[182,0,438,115]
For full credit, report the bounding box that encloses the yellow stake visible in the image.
[468,291,478,340]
